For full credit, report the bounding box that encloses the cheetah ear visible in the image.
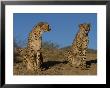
[37,22,44,28]
[88,23,91,27]
[79,24,83,28]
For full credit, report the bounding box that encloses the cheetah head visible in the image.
[79,23,90,34]
[37,22,51,32]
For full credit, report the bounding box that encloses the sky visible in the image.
[13,13,97,50]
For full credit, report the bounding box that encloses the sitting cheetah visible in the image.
[65,23,90,69]
[15,22,51,72]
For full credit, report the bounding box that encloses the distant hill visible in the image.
[60,46,97,54]
[87,48,97,54]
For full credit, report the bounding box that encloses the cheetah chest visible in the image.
[28,38,42,51]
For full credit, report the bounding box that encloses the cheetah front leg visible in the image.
[26,52,37,72]
[80,49,87,69]
[36,51,43,69]
[71,55,81,67]
[27,58,37,72]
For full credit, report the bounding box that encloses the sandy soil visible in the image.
[13,53,97,75]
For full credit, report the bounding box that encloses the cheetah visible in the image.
[65,23,90,69]
[15,22,51,72]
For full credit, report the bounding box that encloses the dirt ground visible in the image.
[13,53,97,75]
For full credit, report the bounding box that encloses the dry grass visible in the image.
[13,51,97,75]
[14,41,97,75]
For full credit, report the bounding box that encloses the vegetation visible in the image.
[14,40,97,63]
[13,40,97,75]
